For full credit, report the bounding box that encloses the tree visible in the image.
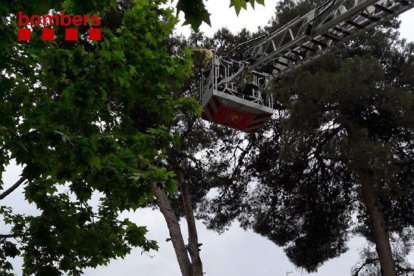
[141,26,245,275]
[1,0,272,274]
[0,0,197,274]
[197,1,414,275]
[138,25,265,275]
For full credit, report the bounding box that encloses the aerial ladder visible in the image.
[200,0,414,132]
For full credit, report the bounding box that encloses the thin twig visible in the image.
[0,234,21,239]
[0,177,26,200]
[352,258,379,276]
[0,234,28,243]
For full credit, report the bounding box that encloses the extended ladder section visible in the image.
[246,0,414,78]
[199,0,413,132]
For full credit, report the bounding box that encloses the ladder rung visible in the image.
[283,55,297,62]
[360,12,380,21]
[323,33,341,42]
[301,45,317,52]
[374,4,394,14]
[334,27,351,36]
[395,0,410,5]
[312,39,328,47]
[292,49,307,58]
[275,59,289,67]
[346,20,365,29]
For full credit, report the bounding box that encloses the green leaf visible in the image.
[230,0,248,15]
[176,0,211,30]
[3,241,20,258]
[88,156,101,169]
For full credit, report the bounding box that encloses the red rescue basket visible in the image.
[200,55,273,132]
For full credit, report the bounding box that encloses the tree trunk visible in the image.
[152,182,193,276]
[348,126,397,276]
[179,173,203,276]
[356,170,397,276]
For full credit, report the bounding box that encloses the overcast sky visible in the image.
[176,0,414,41]
[3,1,414,275]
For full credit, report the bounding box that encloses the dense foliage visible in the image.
[0,0,196,274]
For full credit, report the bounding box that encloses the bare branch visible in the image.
[0,177,27,200]
[230,135,255,180]
[0,234,19,239]
[352,257,379,276]
[0,234,28,238]
[0,233,28,242]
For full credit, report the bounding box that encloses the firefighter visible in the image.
[191,48,214,74]
[240,70,257,101]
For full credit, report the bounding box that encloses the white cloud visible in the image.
[399,10,414,42]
